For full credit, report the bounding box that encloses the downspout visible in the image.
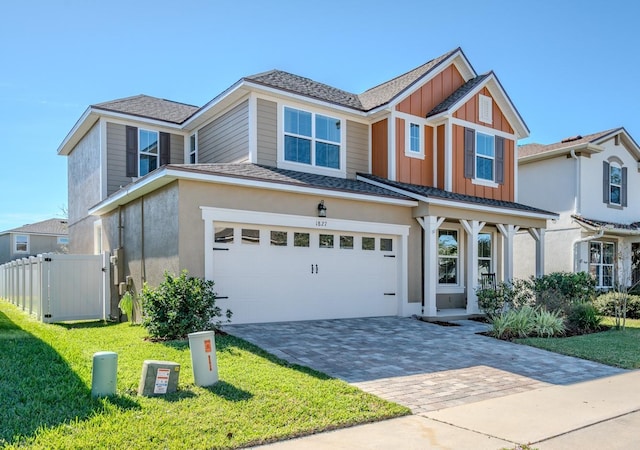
[570,149,581,213]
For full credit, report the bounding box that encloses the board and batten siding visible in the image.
[198,99,249,164]
[256,98,277,166]
[346,120,368,178]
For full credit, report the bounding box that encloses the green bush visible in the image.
[531,272,597,314]
[533,309,565,338]
[118,291,134,324]
[594,292,640,319]
[140,270,232,340]
[566,303,601,333]
[477,279,534,319]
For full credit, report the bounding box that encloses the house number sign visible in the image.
[315,220,328,227]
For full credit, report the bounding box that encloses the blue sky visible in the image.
[1,0,638,231]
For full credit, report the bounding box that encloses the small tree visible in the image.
[140,270,232,340]
[610,245,640,330]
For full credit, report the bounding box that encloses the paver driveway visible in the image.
[225,317,626,413]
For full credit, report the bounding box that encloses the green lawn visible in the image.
[516,317,640,369]
[0,301,408,449]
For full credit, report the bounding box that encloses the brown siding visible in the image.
[451,124,514,201]
[371,119,388,177]
[453,87,514,134]
[396,65,465,116]
[436,125,445,190]
[395,119,434,186]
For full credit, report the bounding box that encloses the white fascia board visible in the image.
[519,143,604,164]
[90,167,417,215]
[57,107,98,155]
[384,50,476,113]
[357,175,558,221]
[93,110,185,132]
[595,128,640,160]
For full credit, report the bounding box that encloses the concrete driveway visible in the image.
[225,316,625,414]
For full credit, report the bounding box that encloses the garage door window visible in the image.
[271,231,287,246]
[319,234,334,248]
[362,237,375,250]
[242,229,260,245]
[380,238,393,252]
[340,235,354,249]
[294,232,310,247]
[215,227,234,243]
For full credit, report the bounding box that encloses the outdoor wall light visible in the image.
[317,200,327,217]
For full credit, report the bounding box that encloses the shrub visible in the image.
[566,303,602,333]
[477,279,534,319]
[533,309,565,338]
[594,292,640,319]
[531,272,597,314]
[140,270,232,340]
[118,291,134,324]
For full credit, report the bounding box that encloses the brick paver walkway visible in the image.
[225,317,626,413]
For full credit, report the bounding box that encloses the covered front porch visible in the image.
[417,204,555,320]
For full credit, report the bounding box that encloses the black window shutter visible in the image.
[159,132,171,166]
[622,166,628,207]
[602,161,610,204]
[495,136,505,185]
[126,126,138,177]
[464,127,475,179]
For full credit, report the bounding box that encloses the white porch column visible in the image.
[496,223,520,282]
[529,228,546,277]
[461,219,486,314]
[416,216,444,317]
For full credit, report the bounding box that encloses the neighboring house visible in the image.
[0,218,69,264]
[516,128,640,289]
[57,47,555,324]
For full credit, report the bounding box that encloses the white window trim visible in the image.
[278,104,347,177]
[396,111,427,160]
[479,94,493,125]
[475,131,496,183]
[477,232,493,280]
[139,128,159,177]
[14,234,29,253]
[589,241,615,289]
[189,131,198,164]
[437,227,463,289]
[609,162,622,206]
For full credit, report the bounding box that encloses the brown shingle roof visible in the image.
[93,95,199,124]
[519,128,620,158]
[427,73,490,117]
[4,218,68,235]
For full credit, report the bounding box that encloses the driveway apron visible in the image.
[224,317,626,414]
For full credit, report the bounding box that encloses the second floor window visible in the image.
[476,133,495,181]
[139,129,159,176]
[603,160,627,207]
[409,123,421,153]
[284,107,341,170]
[190,133,197,164]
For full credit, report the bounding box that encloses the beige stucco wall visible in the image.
[175,179,422,303]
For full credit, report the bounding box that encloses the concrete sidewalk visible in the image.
[255,371,640,449]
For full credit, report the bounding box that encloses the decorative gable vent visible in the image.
[479,94,492,124]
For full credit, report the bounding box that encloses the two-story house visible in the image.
[516,128,640,289]
[58,48,555,324]
[0,218,68,264]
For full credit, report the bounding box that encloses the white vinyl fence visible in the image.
[0,253,110,322]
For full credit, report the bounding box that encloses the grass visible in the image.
[516,317,640,369]
[0,301,409,449]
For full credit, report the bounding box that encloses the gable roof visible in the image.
[519,127,640,163]
[1,218,68,236]
[357,173,557,219]
[427,73,490,117]
[92,95,199,124]
[572,215,640,236]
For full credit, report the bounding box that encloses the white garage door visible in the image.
[211,222,398,324]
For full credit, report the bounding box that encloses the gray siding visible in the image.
[0,235,10,264]
[198,100,249,163]
[107,122,129,196]
[256,98,277,167]
[107,122,184,196]
[170,134,184,165]
[346,120,369,179]
[68,122,102,242]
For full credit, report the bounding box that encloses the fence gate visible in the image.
[0,253,110,323]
